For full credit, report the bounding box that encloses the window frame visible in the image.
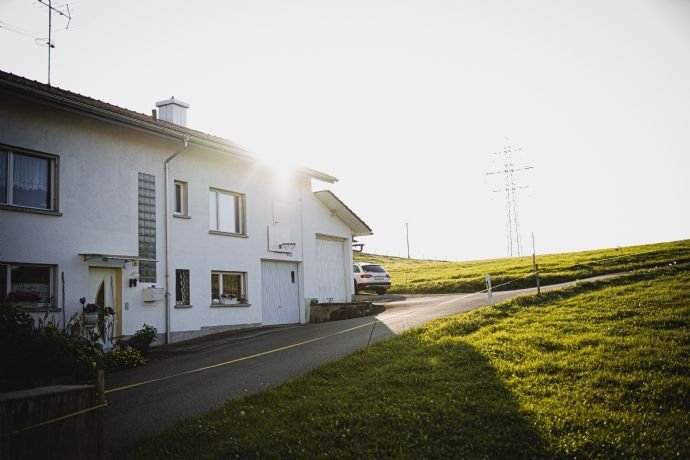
[0,262,57,310]
[210,270,248,306]
[0,145,59,213]
[173,180,189,217]
[175,268,191,307]
[209,188,246,236]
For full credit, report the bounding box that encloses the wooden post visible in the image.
[97,368,105,460]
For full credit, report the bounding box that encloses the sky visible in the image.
[1,0,689,261]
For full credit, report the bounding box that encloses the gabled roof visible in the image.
[314,190,373,237]
[0,69,337,183]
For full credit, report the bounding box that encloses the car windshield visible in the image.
[362,264,386,273]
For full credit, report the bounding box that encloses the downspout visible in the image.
[164,137,189,344]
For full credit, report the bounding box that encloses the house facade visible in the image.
[0,70,372,343]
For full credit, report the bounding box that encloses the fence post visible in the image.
[485,274,494,306]
[97,368,105,460]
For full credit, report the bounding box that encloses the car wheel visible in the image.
[354,281,359,294]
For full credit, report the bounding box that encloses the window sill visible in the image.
[210,303,251,308]
[0,204,62,216]
[19,307,62,313]
[173,214,191,220]
[174,304,193,309]
[208,230,249,238]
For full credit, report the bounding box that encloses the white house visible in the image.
[0,70,372,343]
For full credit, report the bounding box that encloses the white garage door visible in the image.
[316,236,347,302]
[262,261,300,325]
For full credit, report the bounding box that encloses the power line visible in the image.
[0,19,39,38]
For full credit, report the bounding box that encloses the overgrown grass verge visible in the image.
[118,265,689,459]
[356,239,690,294]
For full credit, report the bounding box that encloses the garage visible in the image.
[261,261,300,325]
[316,236,348,302]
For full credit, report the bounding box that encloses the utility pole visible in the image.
[405,222,410,259]
[486,139,533,257]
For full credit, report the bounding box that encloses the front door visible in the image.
[88,267,122,337]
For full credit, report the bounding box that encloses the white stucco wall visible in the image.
[0,92,173,336]
[1,90,359,341]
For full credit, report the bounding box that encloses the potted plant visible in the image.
[127,324,157,357]
[220,292,238,305]
[5,291,42,308]
[82,302,99,325]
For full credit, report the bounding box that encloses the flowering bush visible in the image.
[105,346,145,370]
[5,291,42,303]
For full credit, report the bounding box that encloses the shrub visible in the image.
[105,346,145,370]
[130,324,158,346]
[0,303,104,390]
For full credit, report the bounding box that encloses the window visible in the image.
[1,263,55,307]
[210,271,247,304]
[0,147,57,210]
[138,172,156,283]
[176,269,190,305]
[209,189,245,235]
[174,180,188,216]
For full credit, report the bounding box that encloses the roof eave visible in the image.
[1,76,337,182]
[314,190,373,236]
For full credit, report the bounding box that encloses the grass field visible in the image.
[118,264,690,459]
[355,239,690,294]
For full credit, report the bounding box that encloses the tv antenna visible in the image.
[486,139,533,257]
[34,0,72,85]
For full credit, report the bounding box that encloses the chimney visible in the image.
[155,96,190,127]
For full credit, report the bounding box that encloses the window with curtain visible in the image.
[0,147,56,210]
[1,263,54,307]
[0,150,7,204]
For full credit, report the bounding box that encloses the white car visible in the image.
[353,263,391,295]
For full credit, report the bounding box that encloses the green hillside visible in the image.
[354,239,690,294]
[120,265,690,458]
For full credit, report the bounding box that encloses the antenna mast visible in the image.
[486,139,533,257]
[35,0,71,85]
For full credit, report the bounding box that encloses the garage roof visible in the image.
[314,190,373,237]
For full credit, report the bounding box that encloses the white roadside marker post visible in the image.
[485,274,494,306]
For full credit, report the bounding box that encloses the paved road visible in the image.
[104,275,617,453]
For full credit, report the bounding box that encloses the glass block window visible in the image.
[176,269,190,305]
[138,172,156,283]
